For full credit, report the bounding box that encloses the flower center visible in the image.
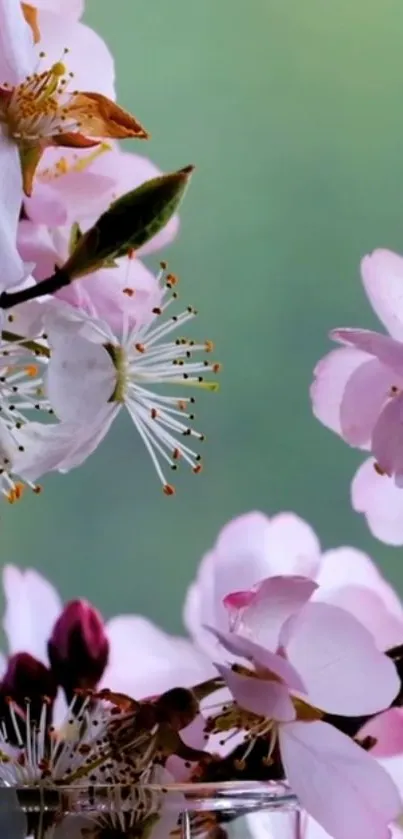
[105,343,129,403]
[0,54,79,143]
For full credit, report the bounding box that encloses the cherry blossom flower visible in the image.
[0,0,118,297]
[20,143,179,253]
[207,577,401,839]
[42,267,220,495]
[310,248,403,545]
[0,0,148,197]
[184,509,403,657]
[184,509,403,756]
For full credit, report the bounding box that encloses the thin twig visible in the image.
[0,268,70,310]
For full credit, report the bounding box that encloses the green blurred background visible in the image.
[3,0,403,629]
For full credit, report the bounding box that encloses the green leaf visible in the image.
[62,165,194,280]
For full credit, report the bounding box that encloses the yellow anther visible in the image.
[51,62,66,77]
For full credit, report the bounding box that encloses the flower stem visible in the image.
[0,267,71,310]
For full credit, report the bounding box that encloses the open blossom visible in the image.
[42,267,220,494]
[207,576,401,839]
[20,143,180,253]
[185,509,403,757]
[184,509,403,656]
[310,248,403,545]
[0,0,148,198]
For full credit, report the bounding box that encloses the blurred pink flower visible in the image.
[18,223,163,331]
[210,577,401,839]
[311,248,403,545]
[184,509,403,657]
[1,565,215,715]
[21,143,179,254]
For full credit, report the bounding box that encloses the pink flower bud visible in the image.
[48,599,109,701]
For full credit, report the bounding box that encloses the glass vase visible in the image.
[1,781,300,839]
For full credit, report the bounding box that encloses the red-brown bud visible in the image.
[0,652,57,726]
[48,600,109,702]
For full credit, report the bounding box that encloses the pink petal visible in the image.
[183,512,320,658]
[314,546,403,646]
[315,547,401,612]
[332,329,403,378]
[310,346,372,438]
[215,663,296,722]
[361,250,403,341]
[279,720,401,839]
[224,590,255,612]
[372,392,403,482]
[264,513,321,577]
[209,627,306,692]
[57,258,162,333]
[17,220,60,281]
[2,566,62,664]
[103,616,215,698]
[38,14,115,98]
[238,575,317,650]
[25,171,114,228]
[352,457,403,545]
[283,602,399,715]
[339,358,392,446]
[319,585,403,651]
[360,709,403,758]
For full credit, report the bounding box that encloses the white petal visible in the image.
[35,0,83,18]
[0,141,27,291]
[0,0,35,82]
[37,14,115,98]
[2,565,62,663]
[45,308,116,423]
[12,415,116,482]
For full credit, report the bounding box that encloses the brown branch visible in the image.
[0,268,70,310]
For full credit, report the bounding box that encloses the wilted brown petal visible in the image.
[66,92,149,140]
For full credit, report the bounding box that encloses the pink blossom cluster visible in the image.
[311,249,403,545]
[3,511,403,839]
[0,0,219,500]
[1,2,403,839]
